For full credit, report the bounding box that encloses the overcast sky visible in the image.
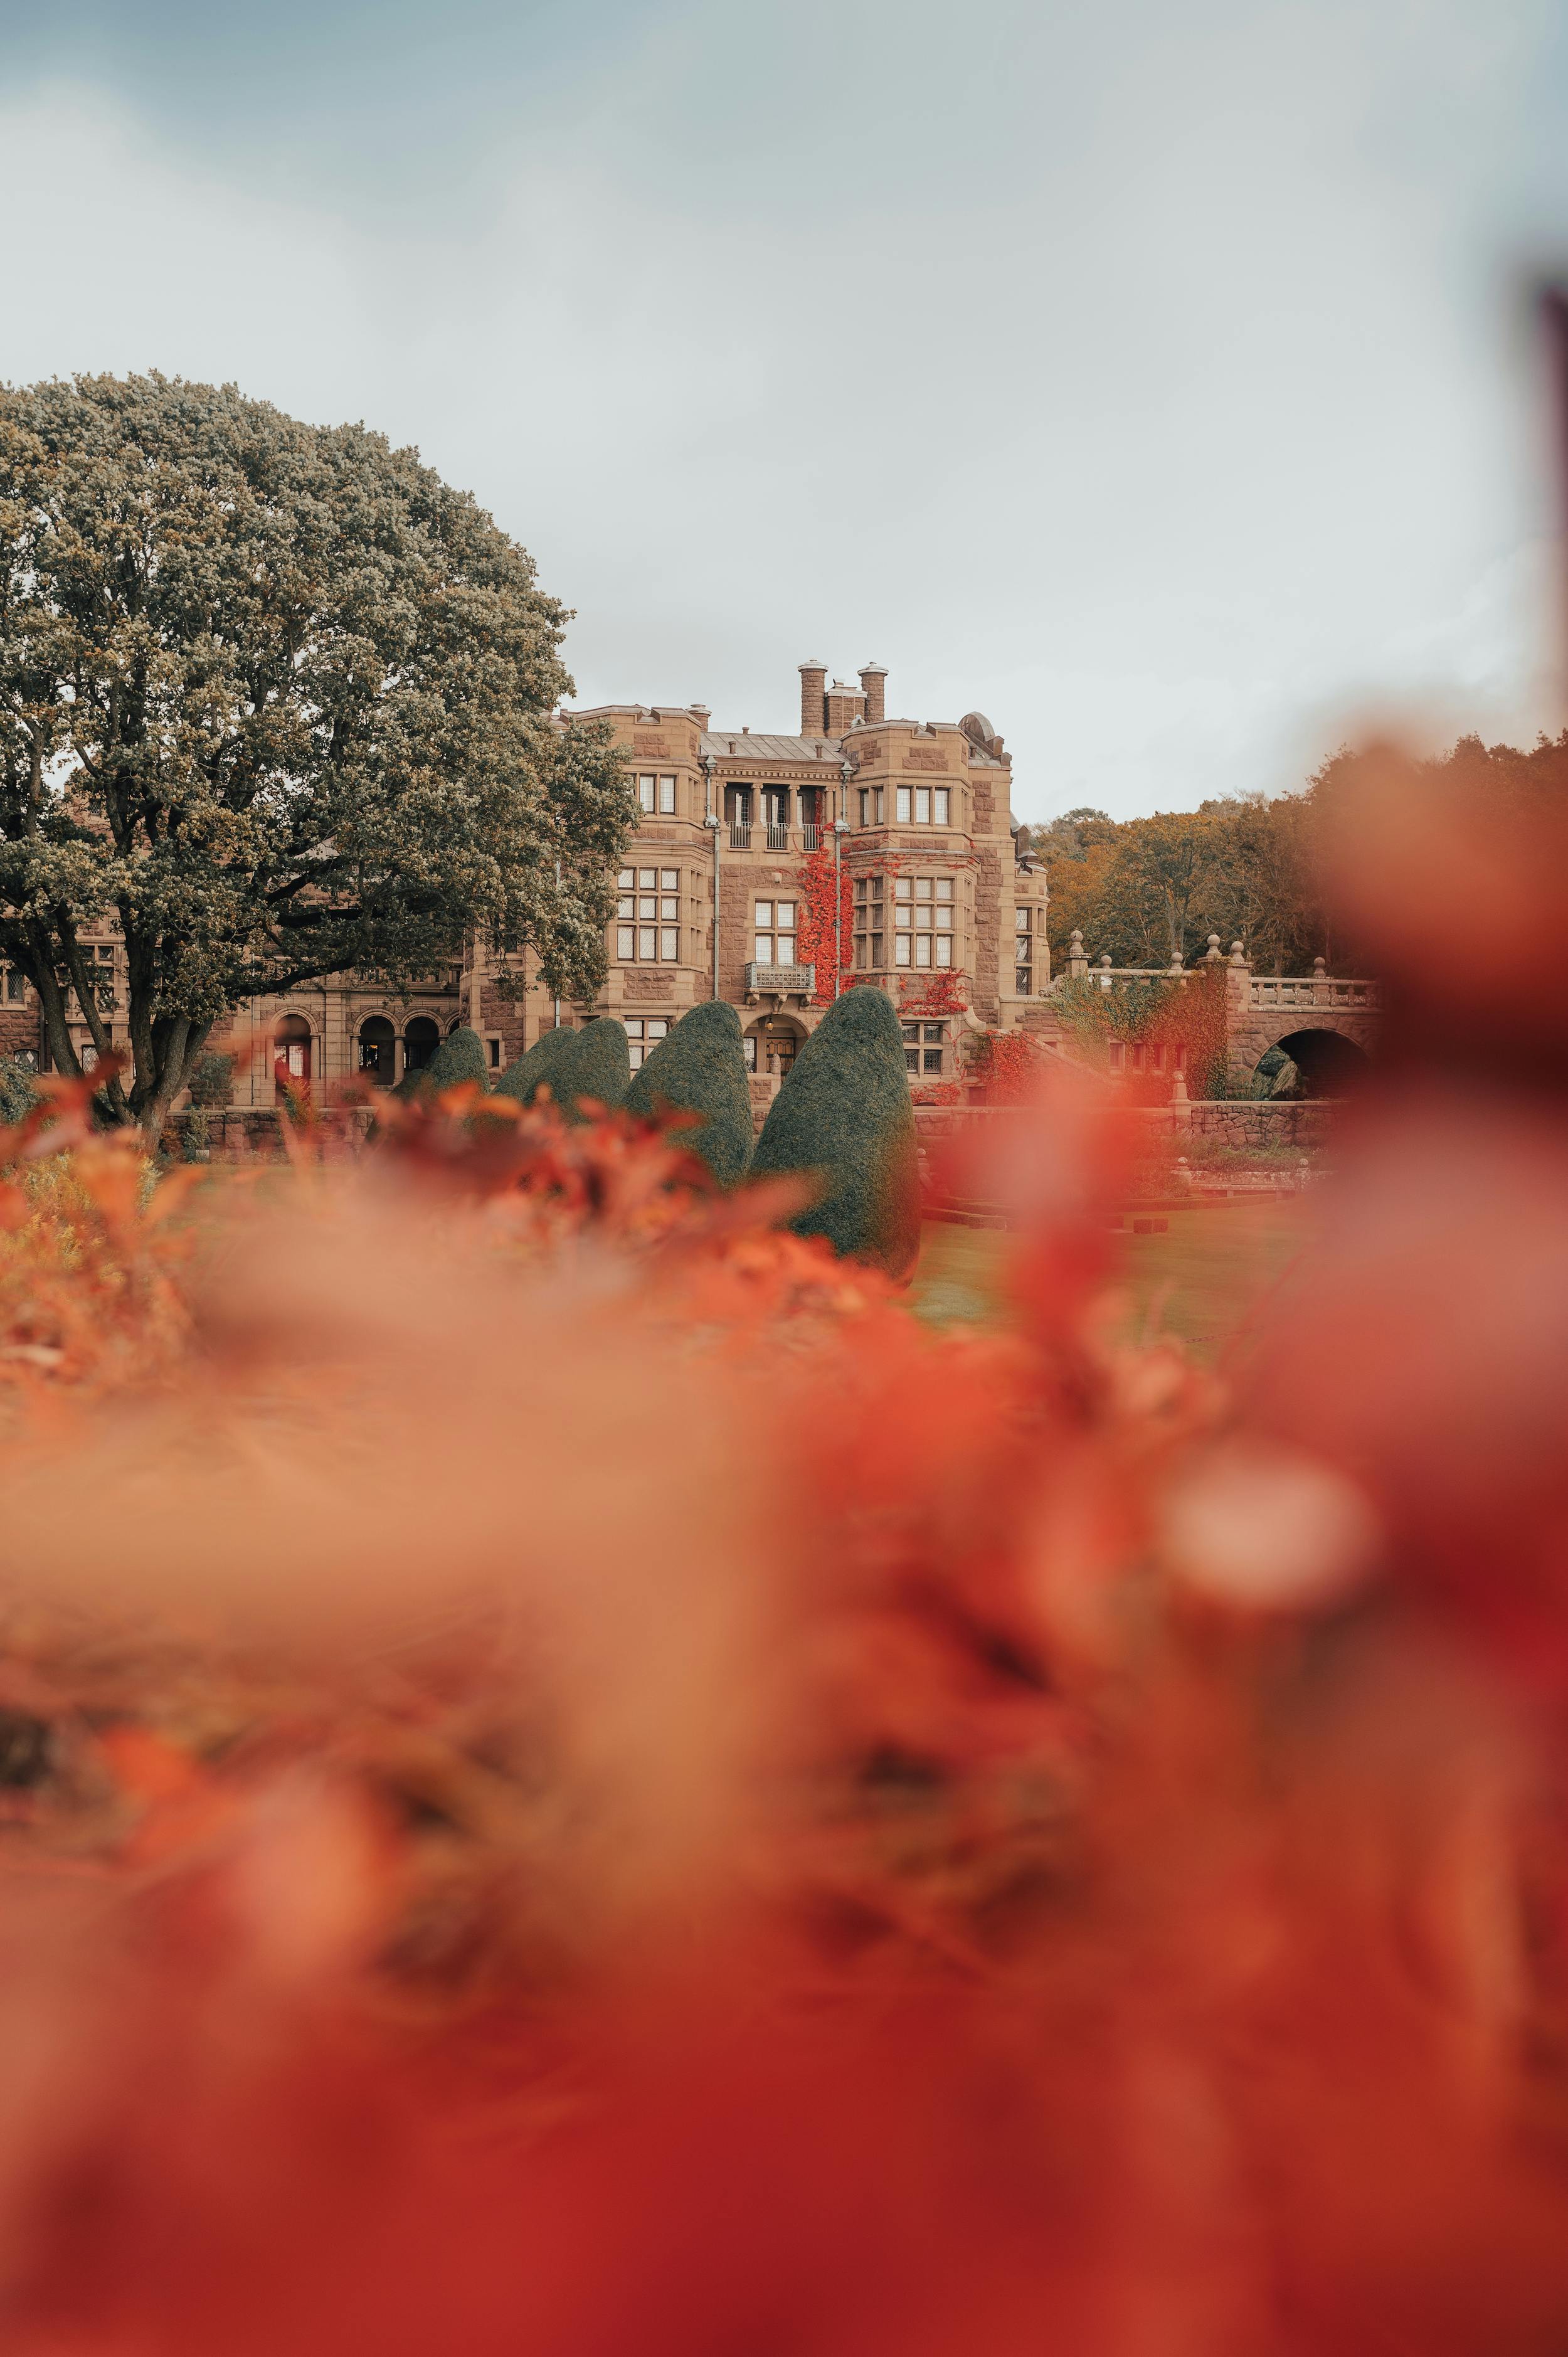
[3,0,1567,821]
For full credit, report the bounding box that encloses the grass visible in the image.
[911,1197,1314,1362]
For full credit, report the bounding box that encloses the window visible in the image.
[617,868,681,961]
[856,787,884,825]
[852,874,884,972]
[625,1017,670,1070]
[4,969,23,1004]
[894,786,951,825]
[637,773,677,815]
[892,875,955,968]
[1015,904,1034,995]
[488,1038,502,1069]
[901,1021,947,1076]
[753,900,797,967]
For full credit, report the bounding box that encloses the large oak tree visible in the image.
[0,373,635,1128]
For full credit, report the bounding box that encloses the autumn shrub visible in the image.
[751,984,919,1276]
[0,753,1566,2354]
[624,1000,753,1185]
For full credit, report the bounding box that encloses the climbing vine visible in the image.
[965,1030,1052,1104]
[794,839,853,1007]
[1052,965,1230,1099]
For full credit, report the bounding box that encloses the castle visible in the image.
[1,659,1049,1107]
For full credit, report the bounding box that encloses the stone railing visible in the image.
[744,961,815,998]
[1056,931,1380,1009]
[1247,974,1379,1010]
[728,825,824,855]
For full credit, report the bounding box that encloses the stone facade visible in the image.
[0,655,1048,1108]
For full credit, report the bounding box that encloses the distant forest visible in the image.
[1033,731,1568,977]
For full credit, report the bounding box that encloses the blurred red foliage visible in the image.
[1,751,1568,2351]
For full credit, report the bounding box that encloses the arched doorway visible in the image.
[744,1014,806,1079]
[358,1014,396,1086]
[1256,1029,1370,1100]
[403,1016,440,1073]
[273,1014,312,1100]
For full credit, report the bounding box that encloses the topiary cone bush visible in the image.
[750,986,920,1278]
[421,1028,489,1096]
[554,1019,631,1122]
[625,1000,753,1187]
[495,1025,576,1108]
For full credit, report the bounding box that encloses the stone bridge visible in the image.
[1036,933,1381,1096]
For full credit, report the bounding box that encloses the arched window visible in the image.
[403,1016,440,1073]
[273,1014,312,1101]
[358,1015,396,1086]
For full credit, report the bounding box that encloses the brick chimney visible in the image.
[798,660,827,737]
[825,679,867,736]
[859,662,887,724]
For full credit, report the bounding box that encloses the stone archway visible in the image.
[403,1015,440,1074]
[358,1014,396,1087]
[744,1013,807,1079]
[273,1013,313,1100]
[1254,1027,1372,1100]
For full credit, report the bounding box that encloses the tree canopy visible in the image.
[1040,793,1325,973]
[0,373,637,1128]
[1040,734,1568,976]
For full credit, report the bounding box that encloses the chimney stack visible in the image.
[859,662,887,724]
[798,659,827,737]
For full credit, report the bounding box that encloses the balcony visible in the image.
[729,823,752,850]
[744,961,815,998]
[765,824,790,850]
[801,824,821,851]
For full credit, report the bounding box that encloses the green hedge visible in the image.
[187,1051,235,1109]
[750,988,920,1277]
[553,1019,630,1121]
[0,1054,39,1126]
[625,1001,752,1187]
[421,1027,489,1095]
[495,1025,575,1107]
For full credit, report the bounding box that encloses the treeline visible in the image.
[1034,731,1568,976]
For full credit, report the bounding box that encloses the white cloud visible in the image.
[4,0,1565,824]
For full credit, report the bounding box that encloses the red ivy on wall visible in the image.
[968,1028,1051,1104]
[899,969,970,1018]
[794,844,977,1017]
[794,839,854,1006]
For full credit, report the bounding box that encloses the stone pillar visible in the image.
[798,660,827,737]
[859,663,887,723]
[1067,928,1089,980]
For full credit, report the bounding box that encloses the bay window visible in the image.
[617,868,682,962]
[893,876,955,968]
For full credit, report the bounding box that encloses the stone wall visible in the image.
[1153,1098,1339,1148]
[166,1106,377,1159]
[913,1098,1341,1151]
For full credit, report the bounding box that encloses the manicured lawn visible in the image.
[911,1198,1314,1362]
